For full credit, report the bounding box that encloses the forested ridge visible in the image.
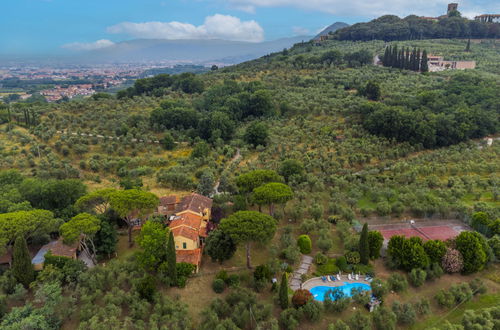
[331,14,500,41]
[0,33,499,329]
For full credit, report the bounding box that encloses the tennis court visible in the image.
[367,219,469,242]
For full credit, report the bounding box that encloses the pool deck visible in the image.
[302,275,372,291]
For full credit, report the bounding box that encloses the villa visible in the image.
[159,193,213,272]
[31,239,79,271]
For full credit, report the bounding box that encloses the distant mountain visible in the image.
[314,22,350,39]
[75,37,311,65]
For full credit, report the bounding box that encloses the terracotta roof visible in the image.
[48,239,78,258]
[170,213,203,230]
[176,248,202,266]
[32,239,78,265]
[176,193,212,214]
[159,195,179,207]
[171,225,199,242]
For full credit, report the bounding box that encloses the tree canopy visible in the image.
[219,211,277,268]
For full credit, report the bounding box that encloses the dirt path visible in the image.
[213,148,241,195]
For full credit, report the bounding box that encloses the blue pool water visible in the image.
[310,282,371,302]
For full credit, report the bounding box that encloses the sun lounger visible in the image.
[329,275,335,281]
[321,276,327,282]
[337,274,341,281]
[327,275,331,282]
[348,274,352,280]
[355,274,359,280]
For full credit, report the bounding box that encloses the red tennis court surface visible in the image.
[379,225,460,241]
[367,219,469,242]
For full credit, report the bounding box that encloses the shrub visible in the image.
[435,282,473,308]
[426,262,444,280]
[0,295,6,319]
[441,248,464,273]
[254,264,272,282]
[368,231,384,259]
[212,279,226,294]
[348,310,372,330]
[409,268,427,287]
[423,240,447,264]
[316,258,339,275]
[323,288,351,313]
[314,252,328,265]
[370,278,388,299]
[351,288,370,305]
[435,290,456,308]
[135,275,156,302]
[282,245,301,264]
[392,301,416,325]
[291,289,312,308]
[388,273,408,292]
[279,308,301,330]
[227,274,240,287]
[372,306,397,330]
[216,270,229,283]
[317,235,334,253]
[449,283,473,304]
[345,251,360,264]
[301,300,323,322]
[336,256,348,271]
[297,235,312,254]
[469,278,487,295]
[414,298,430,316]
[176,262,196,278]
[455,231,488,274]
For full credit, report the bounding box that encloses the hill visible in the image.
[73,36,311,64]
[0,30,499,330]
[314,22,349,39]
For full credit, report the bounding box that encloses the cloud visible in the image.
[62,39,115,51]
[107,14,264,42]
[292,26,310,35]
[226,0,489,17]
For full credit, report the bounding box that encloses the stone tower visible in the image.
[447,3,458,14]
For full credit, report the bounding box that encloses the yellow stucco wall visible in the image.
[174,236,198,250]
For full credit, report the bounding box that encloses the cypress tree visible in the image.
[415,49,421,71]
[420,49,429,72]
[410,48,416,70]
[359,223,370,265]
[405,48,411,70]
[383,46,390,66]
[465,39,471,52]
[400,49,405,69]
[166,230,177,285]
[12,236,34,287]
[392,45,398,68]
[279,272,289,309]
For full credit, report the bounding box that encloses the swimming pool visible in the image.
[309,282,371,302]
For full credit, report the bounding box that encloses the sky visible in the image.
[0,0,499,55]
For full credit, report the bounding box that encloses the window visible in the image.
[183,242,187,249]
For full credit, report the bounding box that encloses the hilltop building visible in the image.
[420,3,460,21]
[427,54,476,71]
[475,14,500,23]
[157,193,213,272]
[447,3,458,14]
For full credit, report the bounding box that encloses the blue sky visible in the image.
[0,0,499,54]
